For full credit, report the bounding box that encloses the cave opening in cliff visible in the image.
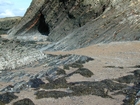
[38,14,50,36]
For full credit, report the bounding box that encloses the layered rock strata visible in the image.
[7,0,140,50]
[8,0,110,41]
[0,17,21,35]
[0,38,46,70]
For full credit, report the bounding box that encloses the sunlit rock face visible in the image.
[8,0,140,49]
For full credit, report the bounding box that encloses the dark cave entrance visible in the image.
[38,14,50,35]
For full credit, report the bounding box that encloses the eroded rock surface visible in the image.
[0,42,139,105]
[0,17,21,35]
[0,38,46,70]
[0,54,94,93]
[0,0,140,105]
[8,0,140,50]
[8,0,110,41]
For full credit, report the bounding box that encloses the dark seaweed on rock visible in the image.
[13,98,35,105]
[37,79,127,99]
[68,63,84,68]
[0,93,18,104]
[36,91,71,99]
[131,69,140,77]
[104,66,124,69]
[74,68,94,77]
[115,75,136,84]
[129,65,140,68]
[41,78,68,89]
[56,68,66,75]
[27,78,45,88]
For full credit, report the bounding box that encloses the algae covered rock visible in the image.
[0,92,18,104]
[13,98,35,105]
[74,68,94,77]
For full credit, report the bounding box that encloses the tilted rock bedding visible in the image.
[0,17,21,35]
[0,0,140,105]
[0,40,139,105]
[0,38,46,70]
[7,0,140,50]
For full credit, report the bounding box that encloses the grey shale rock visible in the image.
[1,81,27,93]
[0,53,93,93]
[8,0,110,41]
[7,0,140,50]
[0,17,21,35]
[0,71,25,82]
[0,39,47,70]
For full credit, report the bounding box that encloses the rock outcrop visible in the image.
[8,0,110,41]
[8,0,140,49]
[0,17,21,35]
[0,38,46,70]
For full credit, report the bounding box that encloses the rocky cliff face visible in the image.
[8,0,110,41]
[0,17,21,35]
[8,0,140,50]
